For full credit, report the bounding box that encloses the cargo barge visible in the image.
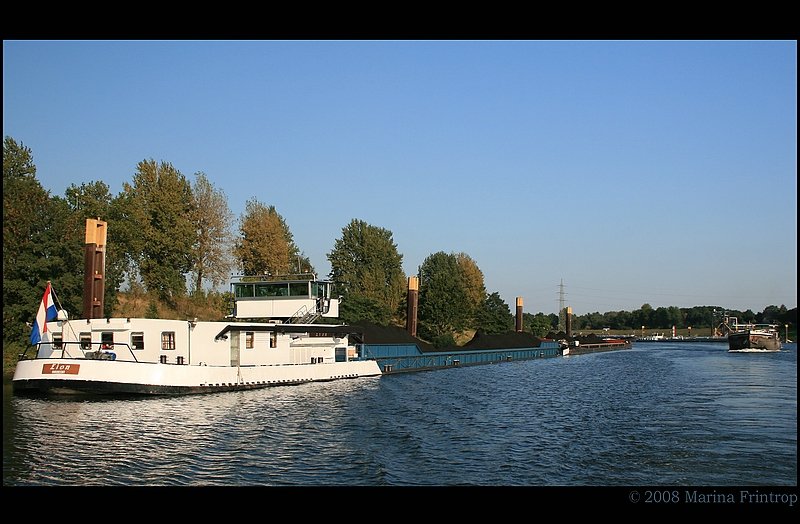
[11,219,613,396]
[353,323,562,373]
[360,344,561,373]
[547,307,633,356]
[563,339,632,356]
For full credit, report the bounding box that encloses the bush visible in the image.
[3,341,26,381]
[431,333,456,349]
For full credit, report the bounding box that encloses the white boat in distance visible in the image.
[639,332,666,341]
[13,274,382,395]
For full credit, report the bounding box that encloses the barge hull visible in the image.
[359,342,562,374]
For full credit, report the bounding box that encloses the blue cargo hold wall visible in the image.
[358,342,561,373]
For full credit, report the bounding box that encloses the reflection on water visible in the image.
[4,377,384,485]
[3,343,796,486]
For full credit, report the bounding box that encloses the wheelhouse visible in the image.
[230,274,339,322]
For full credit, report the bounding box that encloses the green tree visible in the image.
[583,311,604,329]
[604,310,633,330]
[189,172,234,293]
[526,312,556,338]
[666,306,684,328]
[417,251,468,340]
[761,305,787,324]
[43,196,90,318]
[685,306,720,329]
[235,198,299,276]
[339,294,394,326]
[3,136,53,344]
[455,252,486,326]
[475,291,514,334]
[64,181,113,221]
[327,219,405,324]
[122,159,195,302]
[632,303,654,330]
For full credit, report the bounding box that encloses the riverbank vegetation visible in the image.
[4,136,797,379]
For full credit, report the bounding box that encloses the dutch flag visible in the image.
[30,282,59,345]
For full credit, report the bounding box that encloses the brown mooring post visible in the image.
[515,297,523,332]
[406,276,419,337]
[83,218,107,319]
[565,306,573,338]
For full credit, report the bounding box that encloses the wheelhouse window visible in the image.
[245,331,254,349]
[234,284,254,298]
[131,332,145,350]
[52,333,63,349]
[311,282,329,299]
[80,332,92,350]
[270,332,277,348]
[101,332,114,349]
[254,282,289,297]
[289,282,310,297]
[254,283,276,297]
[161,332,176,350]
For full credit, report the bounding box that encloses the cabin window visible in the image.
[101,332,114,349]
[312,282,329,299]
[245,331,254,349]
[161,331,176,350]
[80,332,92,350]
[270,332,277,348]
[131,332,145,350]
[234,284,254,298]
[253,282,290,297]
[52,333,63,349]
[289,282,309,297]
[256,283,277,297]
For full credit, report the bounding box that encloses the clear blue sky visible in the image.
[3,40,797,316]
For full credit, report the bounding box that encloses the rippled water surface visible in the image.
[4,343,796,486]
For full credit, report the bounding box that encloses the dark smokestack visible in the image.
[406,276,419,337]
[515,297,523,332]
[83,218,107,319]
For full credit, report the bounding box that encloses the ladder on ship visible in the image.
[287,305,321,324]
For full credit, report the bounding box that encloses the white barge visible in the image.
[13,273,382,395]
[12,219,381,395]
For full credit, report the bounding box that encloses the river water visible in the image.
[3,342,796,489]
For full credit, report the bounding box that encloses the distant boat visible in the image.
[723,317,782,353]
[640,332,666,341]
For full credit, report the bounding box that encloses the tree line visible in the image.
[4,136,796,358]
[568,304,795,334]
[3,137,519,351]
